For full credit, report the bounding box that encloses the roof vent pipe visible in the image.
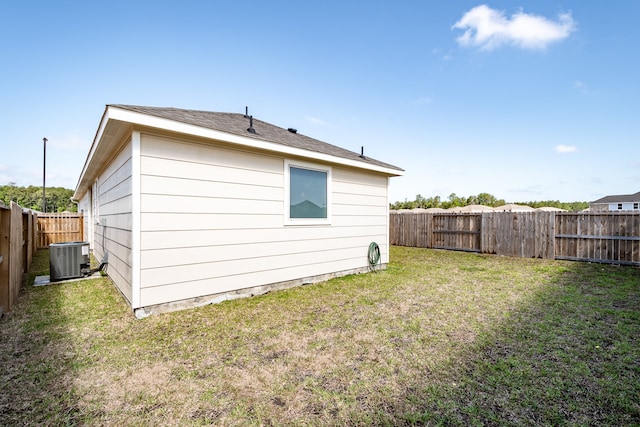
[360,146,366,159]
[244,106,249,118]
[247,115,256,134]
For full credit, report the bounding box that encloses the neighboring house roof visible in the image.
[494,203,535,212]
[536,206,567,212]
[413,207,447,212]
[591,191,640,204]
[459,204,495,212]
[75,105,403,199]
[447,205,495,212]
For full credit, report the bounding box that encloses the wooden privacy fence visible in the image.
[37,212,84,249]
[555,212,640,265]
[390,211,640,266]
[0,202,38,315]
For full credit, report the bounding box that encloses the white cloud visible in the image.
[573,80,591,95]
[626,160,640,168]
[554,144,578,153]
[414,97,433,105]
[432,48,453,61]
[304,116,329,126]
[589,176,604,184]
[50,130,88,151]
[453,5,576,51]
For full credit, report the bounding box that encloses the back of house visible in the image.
[73,105,403,316]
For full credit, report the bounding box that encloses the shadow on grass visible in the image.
[0,249,129,424]
[1,247,639,425]
[398,257,640,426]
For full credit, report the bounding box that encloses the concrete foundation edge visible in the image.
[134,264,386,318]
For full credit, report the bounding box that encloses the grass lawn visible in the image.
[1,246,639,426]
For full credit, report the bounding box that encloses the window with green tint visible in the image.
[289,166,327,219]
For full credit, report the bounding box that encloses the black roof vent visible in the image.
[247,115,256,134]
[244,106,249,118]
[288,128,297,134]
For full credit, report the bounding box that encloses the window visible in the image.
[634,203,639,210]
[618,203,623,210]
[284,160,331,225]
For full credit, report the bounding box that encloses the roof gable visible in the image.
[109,105,403,173]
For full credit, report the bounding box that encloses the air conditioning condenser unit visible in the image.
[49,241,90,282]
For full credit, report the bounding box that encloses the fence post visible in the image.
[0,206,9,315]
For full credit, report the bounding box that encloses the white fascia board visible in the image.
[108,106,404,177]
[73,108,111,199]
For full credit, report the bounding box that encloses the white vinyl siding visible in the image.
[138,133,389,307]
[333,167,389,264]
[608,202,639,211]
[93,140,133,304]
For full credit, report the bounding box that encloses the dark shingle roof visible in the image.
[591,191,640,204]
[110,104,403,173]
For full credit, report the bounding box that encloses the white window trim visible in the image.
[284,159,332,226]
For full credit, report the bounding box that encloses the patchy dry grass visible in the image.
[1,247,639,425]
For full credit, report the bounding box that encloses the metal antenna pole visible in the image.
[43,137,47,213]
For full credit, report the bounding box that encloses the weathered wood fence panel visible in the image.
[390,211,640,265]
[555,212,640,265]
[9,203,23,314]
[0,205,9,314]
[481,212,555,259]
[0,202,38,315]
[37,212,83,249]
[432,213,481,252]
[24,210,36,272]
[390,212,430,247]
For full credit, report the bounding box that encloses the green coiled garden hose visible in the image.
[368,242,381,270]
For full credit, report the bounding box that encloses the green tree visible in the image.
[0,184,76,212]
[441,193,465,209]
[390,192,587,212]
[476,192,504,207]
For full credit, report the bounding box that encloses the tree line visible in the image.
[390,193,589,212]
[0,183,77,212]
[1,184,590,214]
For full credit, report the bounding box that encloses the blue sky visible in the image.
[1,1,638,204]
